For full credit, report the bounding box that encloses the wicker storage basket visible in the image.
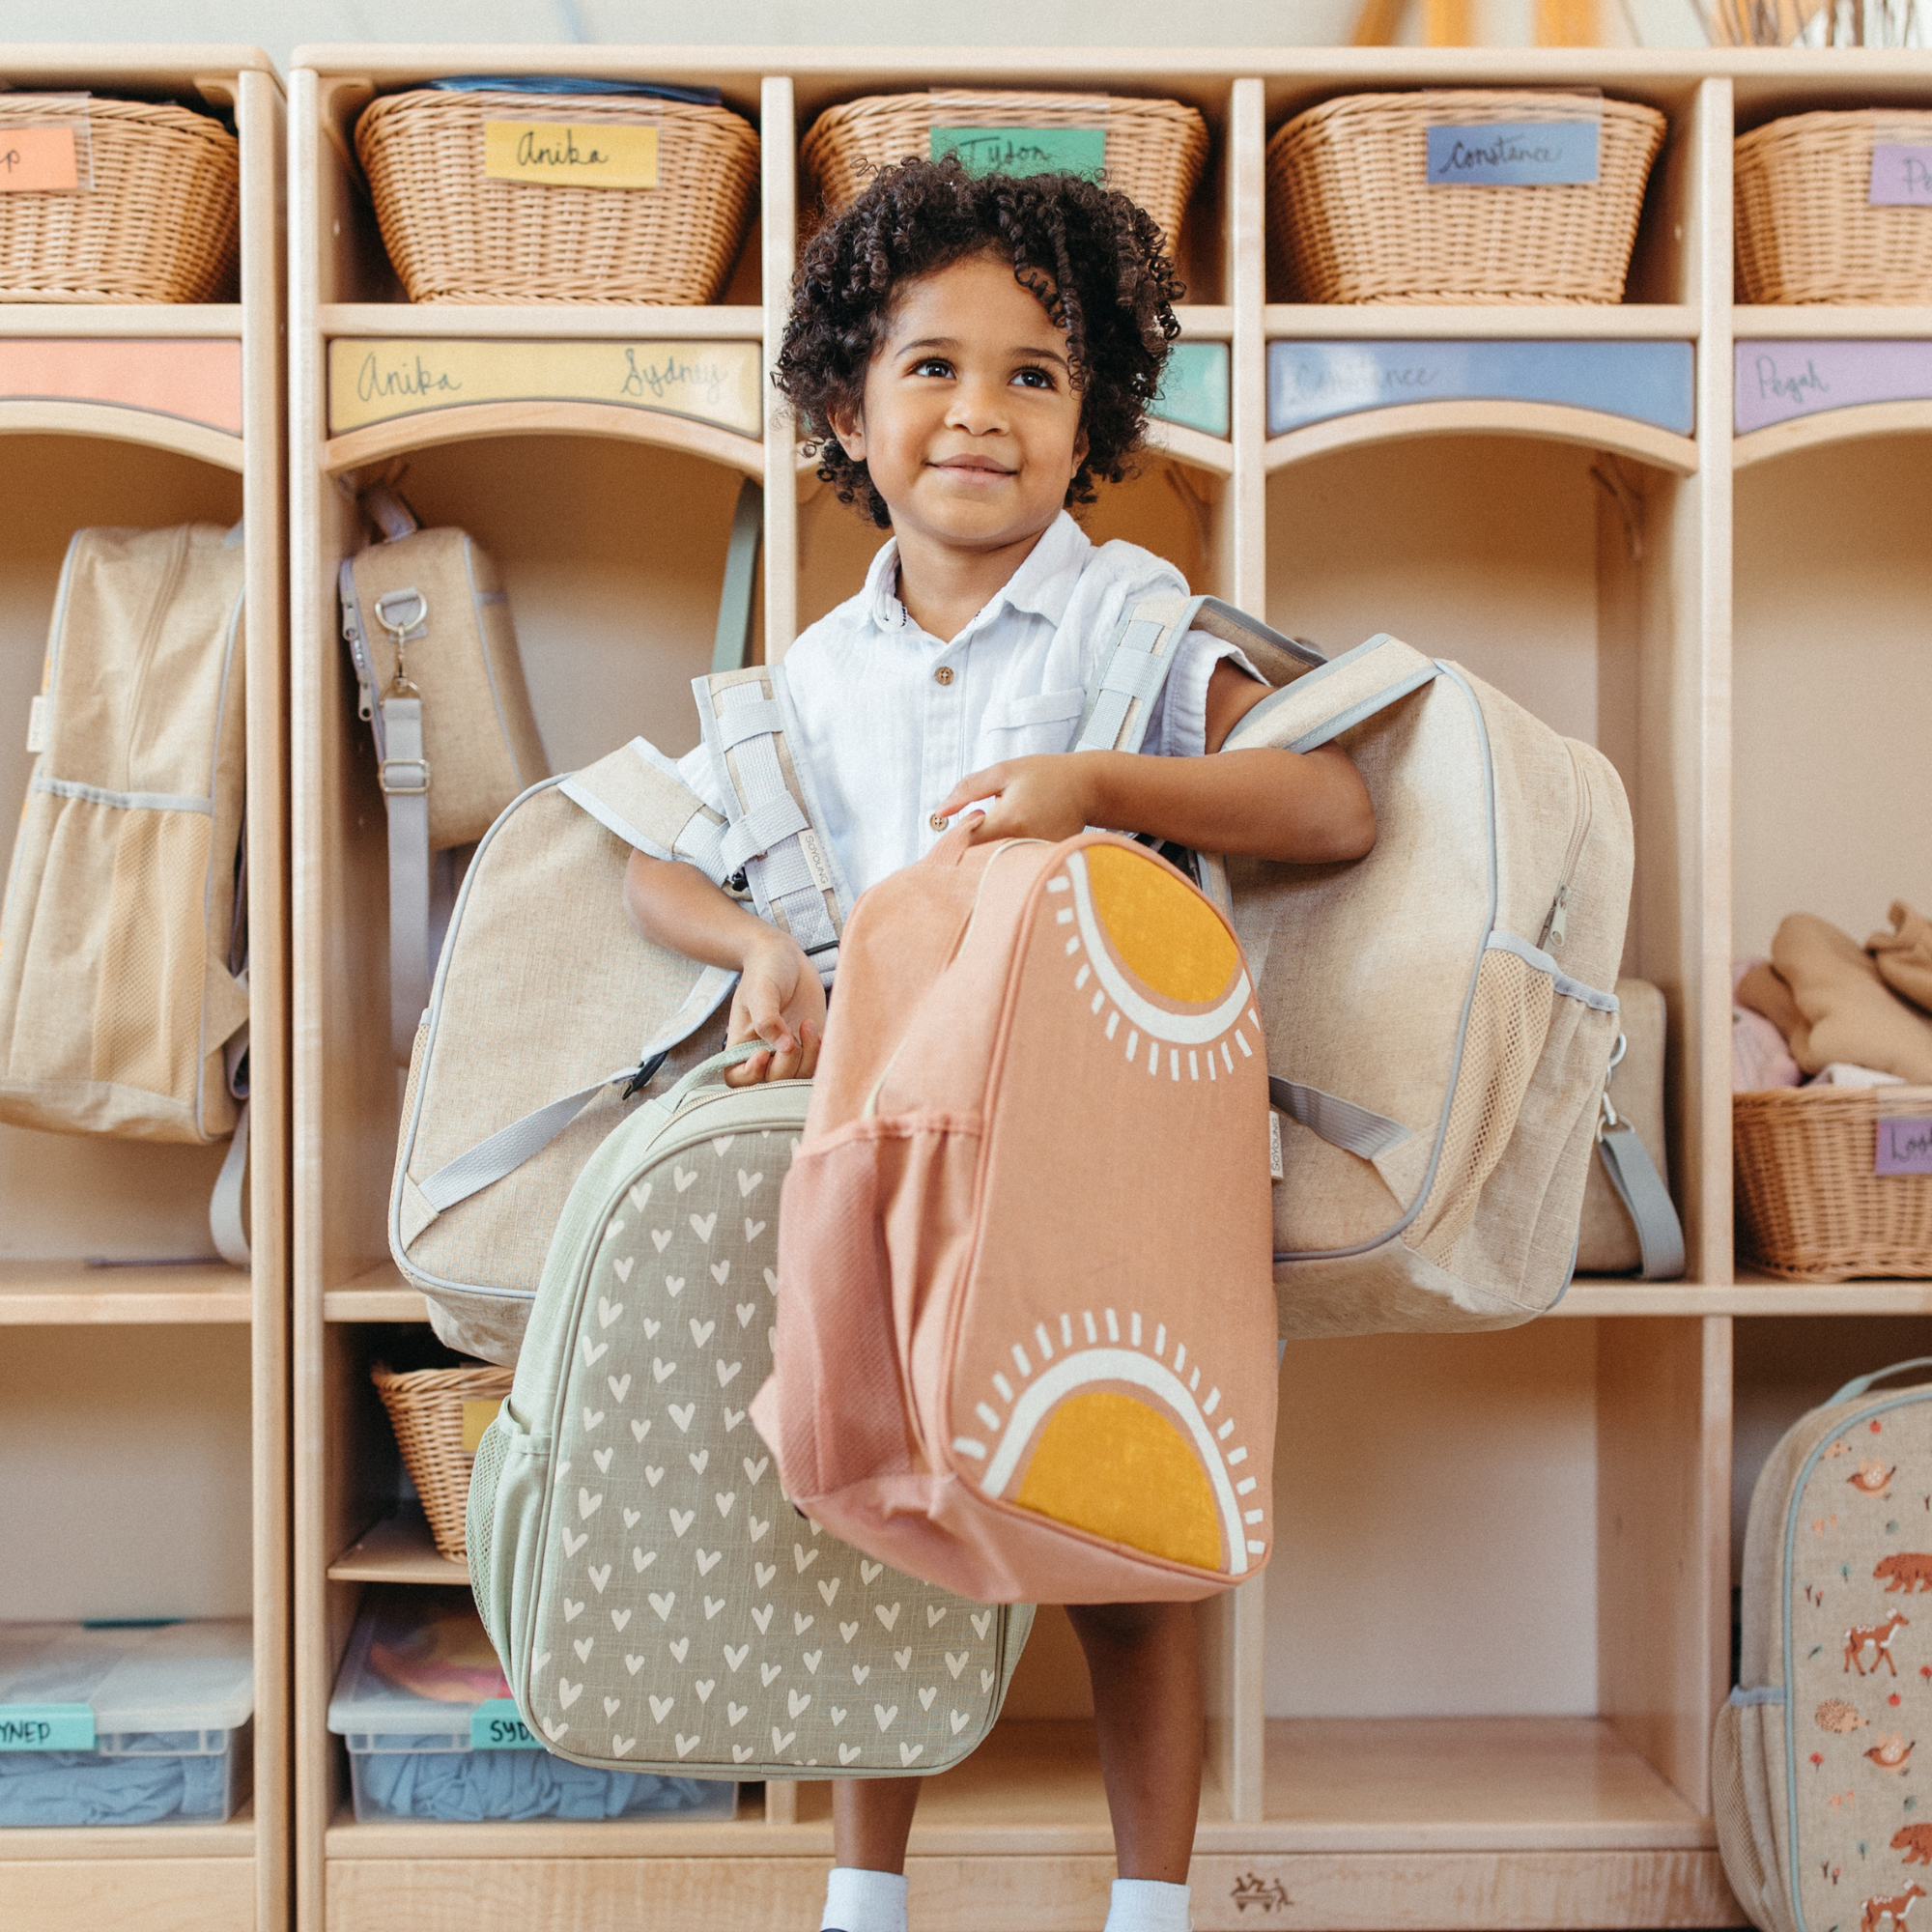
[1735,1085,1932,1282]
[371,1364,514,1561]
[355,89,759,304]
[1736,110,1932,304]
[0,96,238,303]
[1267,90,1665,304]
[800,92,1208,251]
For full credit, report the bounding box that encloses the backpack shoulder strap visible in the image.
[1223,633,1438,755]
[1073,595,1326,756]
[693,664,851,982]
[559,736,731,882]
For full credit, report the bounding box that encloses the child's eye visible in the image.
[910,356,952,379]
[1012,367,1055,389]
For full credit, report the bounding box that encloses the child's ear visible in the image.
[1071,426,1089,479]
[827,398,866,462]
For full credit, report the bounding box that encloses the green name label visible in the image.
[0,1703,95,1751]
[469,1699,538,1750]
[1153,341,1230,439]
[930,126,1106,180]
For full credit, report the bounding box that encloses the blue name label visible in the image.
[469,1699,539,1750]
[1427,120,1600,186]
[0,1704,96,1751]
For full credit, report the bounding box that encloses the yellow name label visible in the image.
[461,1399,500,1455]
[328,339,764,440]
[483,120,659,189]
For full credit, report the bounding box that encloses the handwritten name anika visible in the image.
[356,353,462,406]
[516,128,611,170]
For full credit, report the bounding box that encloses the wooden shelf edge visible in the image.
[1264,400,1697,476]
[0,400,242,469]
[322,303,763,341]
[0,304,244,339]
[327,1504,469,1585]
[0,1258,251,1324]
[1264,303,1697,341]
[0,1808,254,1861]
[1734,397,1932,469]
[1561,1279,1932,1315]
[1736,305,1932,340]
[323,400,765,477]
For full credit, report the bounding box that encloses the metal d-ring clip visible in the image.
[372,588,429,700]
[1598,1031,1629,1140]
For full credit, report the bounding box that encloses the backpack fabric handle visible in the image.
[1828,1360,1932,1407]
[1224,633,1440,759]
[1595,1122,1686,1281]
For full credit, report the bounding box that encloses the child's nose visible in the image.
[944,376,1008,434]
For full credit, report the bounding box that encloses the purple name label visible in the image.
[1735,340,1932,434]
[1875,1118,1932,1176]
[1870,144,1932,206]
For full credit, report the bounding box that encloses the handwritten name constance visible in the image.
[1432,132,1567,178]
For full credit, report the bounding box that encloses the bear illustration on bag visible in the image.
[1877,1554,1932,1595]
[1893,1825,1932,1866]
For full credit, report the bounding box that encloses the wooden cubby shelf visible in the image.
[0,44,290,1932]
[281,39,1932,1932]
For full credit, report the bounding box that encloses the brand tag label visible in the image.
[931,126,1106,180]
[1876,1118,1932,1176]
[0,1703,95,1750]
[469,1699,538,1750]
[1426,120,1600,186]
[461,1398,499,1455]
[484,121,659,189]
[1268,1110,1284,1181]
[0,128,78,193]
[798,830,834,895]
[1871,144,1932,205]
[26,695,48,753]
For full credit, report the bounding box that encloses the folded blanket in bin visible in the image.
[0,1743,224,1826]
[358,1749,709,1823]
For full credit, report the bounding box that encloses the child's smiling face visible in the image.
[829,250,1087,558]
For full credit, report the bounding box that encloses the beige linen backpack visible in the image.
[0,524,251,1259]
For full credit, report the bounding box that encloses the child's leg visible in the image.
[820,1777,921,1931]
[1067,1601,1202,1930]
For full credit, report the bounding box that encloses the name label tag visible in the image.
[930,126,1106,181]
[469,1699,539,1749]
[483,121,659,189]
[1876,1119,1932,1176]
[1871,144,1932,206]
[0,127,78,193]
[461,1398,499,1455]
[0,1703,96,1750]
[1427,120,1600,186]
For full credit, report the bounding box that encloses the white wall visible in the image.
[0,0,1709,71]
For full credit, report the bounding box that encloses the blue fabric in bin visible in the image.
[358,1749,711,1823]
[0,1740,226,1826]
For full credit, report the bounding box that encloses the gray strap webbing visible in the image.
[210,1099,250,1267]
[1597,1121,1687,1281]
[380,690,432,1062]
[416,964,737,1215]
[1729,1685,1786,1707]
[712,478,763,676]
[1269,1075,1413,1161]
[560,738,731,882]
[696,667,850,980]
[1225,634,1439,758]
[1074,595,1327,756]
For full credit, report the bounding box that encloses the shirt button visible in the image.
[933,666,953,686]
[929,813,949,831]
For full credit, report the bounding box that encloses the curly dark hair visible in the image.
[775,156,1184,528]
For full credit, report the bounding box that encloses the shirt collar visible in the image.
[862,511,1093,639]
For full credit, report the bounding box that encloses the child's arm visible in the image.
[935,661,1376,862]
[623,852,825,1086]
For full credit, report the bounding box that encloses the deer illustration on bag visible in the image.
[1847,1610,1911,1676]
[1862,1884,1926,1932]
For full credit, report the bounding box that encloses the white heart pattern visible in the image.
[649,1695,673,1722]
[611,1607,632,1631]
[597,1296,624,1327]
[737,1170,762,1197]
[862,1561,883,1584]
[840,1622,859,1643]
[696,1548,723,1576]
[895,1649,912,1670]
[558,1680,582,1709]
[945,1652,967,1679]
[669,1508,695,1537]
[794,1544,819,1573]
[743,1456,768,1484]
[561,1528,586,1557]
[803,1650,822,1672]
[971,1612,992,1638]
[736,1302,756,1328]
[760,1662,782,1686]
[668,1637,689,1662]
[818,1577,840,1605]
[674,1166,696,1193]
[900,1743,924,1766]
[613,1735,636,1756]
[755,1562,777,1587]
[669,1403,696,1432]
[724,1645,750,1671]
[582,1407,605,1431]
[688,1449,709,1474]
[839,1743,862,1764]
[628,1183,650,1211]
[788,1689,812,1719]
[710,1261,731,1287]
[648,1592,675,1622]
[645,1467,665,1488]
[874,1704,898,1731]
[652,1358,677,1384]
[716,1492,736,1517]
[664,1277,684,1297]
[695,1679,715,1704]
[581,1338,608,1367]
[632,1548,655,1573]
[919,1687,937,1710]
[608,1374,632,1401]
[728,1702,748,1724]
[652,1230,672,1253]
[611,1257,633,1284]
[690,1317,715,1347]
[593,1447,612,1473]
[951,1710,972,1735]
[625,1654,644,1675]
[588,1562,611,1592]
[926,1605,946,1627]
[690,1211,716,1241]
[874,1603,900,1631]
[744,1218,766,1241]
[622,1507,641,1528]
[750,1517,769,1543]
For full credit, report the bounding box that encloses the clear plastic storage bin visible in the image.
[327,1588,735,1825]
[0,1618,253,1828]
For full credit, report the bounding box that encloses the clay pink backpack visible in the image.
[748,828,1277,1605]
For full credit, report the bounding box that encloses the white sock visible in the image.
[1104,1877,1192,1932]
[820,1866,908,1932]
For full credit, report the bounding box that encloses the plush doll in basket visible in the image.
[623,156,1376,1932]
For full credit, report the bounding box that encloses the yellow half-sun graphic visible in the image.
[1050,848,1259,1087]
[951,1307,1265,1576]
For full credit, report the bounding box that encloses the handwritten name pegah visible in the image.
[1433,133,1565,178]
[1752,355,1829,407]
[355,353,462,405]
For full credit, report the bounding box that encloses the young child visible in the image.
[625,158,1375,1932]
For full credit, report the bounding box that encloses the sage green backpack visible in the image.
[467,1047,1032,1780]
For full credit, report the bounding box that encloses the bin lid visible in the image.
[0,1619,253,1738]
[327,1587,516,1741]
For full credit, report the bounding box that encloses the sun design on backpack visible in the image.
[951,1303,1264,1577]
[1050,843,1257,1086]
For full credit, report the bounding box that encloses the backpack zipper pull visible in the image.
[1539,885,1570,953]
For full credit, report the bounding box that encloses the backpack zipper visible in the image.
[1537,741,1594,955]
[122,529,189,792]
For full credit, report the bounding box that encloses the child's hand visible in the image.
[724,930,826,1085]
[935,753,1102,846]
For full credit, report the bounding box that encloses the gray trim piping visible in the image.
[1484,930,1620,1012]
[1223,632,1396,751]
[1286,662,1441,754]
[32,777,212,814]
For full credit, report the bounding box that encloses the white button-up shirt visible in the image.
[675,512,1255,899]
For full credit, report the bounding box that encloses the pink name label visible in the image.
[1871,144,1932,206]
[1875,1118,1932,1176]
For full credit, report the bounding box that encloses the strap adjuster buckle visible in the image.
[379,756,430,797]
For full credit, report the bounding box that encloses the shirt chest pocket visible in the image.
[979,687,1085,757]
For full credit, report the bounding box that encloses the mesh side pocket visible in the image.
[1713,1698,1774,1930]
[92,805,213,1103]
[1412,948,1554,1267]
[466,1421,509,1605]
